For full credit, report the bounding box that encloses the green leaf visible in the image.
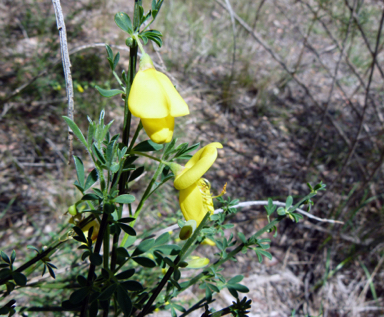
[228,275,243,284]
[115,269,135,280]
[114,12,133,34]
[118,217,135,223]
[154,232,170,245]
[146,34,163,47]
[121,280,143,291]
[92,144,106,165]
[256,249,272,261]
[47,264,56,279]
[73,156,85,187]
[119,224,136,236]
[116,247,130,259]
[132,239,155,257]
[129,166,145,182]
[227,286,238,298]
[277,207,286,216]
[139,34,148,45]
[113,52,120,70]
[90,254,103,266]
[238,232,247,244]
[95,86,124,98]
[89,300,98,317]
[82,194,100,201]
[84,169,98,191]
[0,251,10,264]
[132,256,156,268]
[291,213,303,223]
[153,244,181,256]
[77,275,87,286]
[10,250,16,264]
[105,44,113,61]
[73,227,87,243]
[228,283,249,293]
[0,268,11,279]
[123,235,137,248]
[133,140,163,152]
[173,303,186,313]
[98,283,118,301]
[27,245,40,254]
[70,287,89,304]
[63,116,88,149]
[106,140,116,168]
[13,272,27,286]
[173,268,181,281]
[286,196,293,208]
[116,284,132,316]
[205,284,213,301]
[113,194,135,204]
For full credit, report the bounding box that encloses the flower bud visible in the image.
[179,220,196,240]
[186,257,210,269]
[125,37,134,47]
[68,205,77,216]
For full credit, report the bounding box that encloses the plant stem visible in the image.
[103,224,110,269]
[118,43,138,195]
[113,70,124,89]
[127,121,143,152]
[130,151,162,162]
[138,213,211,317]
[0,241,66,285]
[120,162,164,246]
[80,211,109,317]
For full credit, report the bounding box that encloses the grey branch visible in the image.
[153,199,343,241]
[51,0,74,164]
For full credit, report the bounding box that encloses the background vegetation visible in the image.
[0,0,383,315]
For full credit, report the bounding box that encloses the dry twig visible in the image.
[51,0,74,164]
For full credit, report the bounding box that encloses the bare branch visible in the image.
[51,0,74,164]
[299,0,358,175]
[317,8,384,211]
[153,199,343,240]
[224,0,237,81]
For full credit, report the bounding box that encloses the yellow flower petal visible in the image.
[179,183,206,226]
[81,219,100,242]
[154,71,189,117]
[174,142,223,190]
[141,116,174,144]
[128,69,169,119]
[201,238,216,246]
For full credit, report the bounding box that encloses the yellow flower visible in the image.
[173,142,224,238]
[81,218,100,242]
[201,238,216,246]
[128,53,189,144]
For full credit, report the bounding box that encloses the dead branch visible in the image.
[52,0,74,164]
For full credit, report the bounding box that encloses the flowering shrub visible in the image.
[0,1,326,316]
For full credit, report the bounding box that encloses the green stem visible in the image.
[141,19,155,33]
[120,162,164,246]
[0,241,66,286]
[130,151,162,162]
[135,36,146,55]
[138,212,211,317]
[127,121,143,152]
[103,224,110,269]
[118,43,138,195]
[80,210,110,317]
[113,70,124,89]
